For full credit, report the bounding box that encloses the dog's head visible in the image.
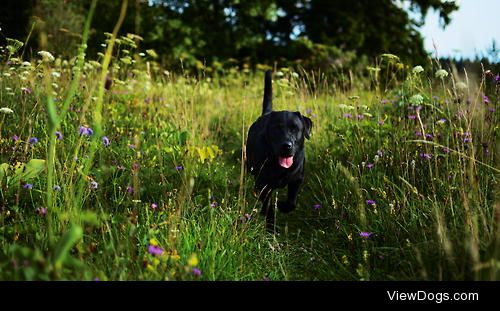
[265,111,313,168]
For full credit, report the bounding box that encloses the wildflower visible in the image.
[420,153,432,160]
[36,207,47,216]
[305,108,312,115]
[442,147,450,153]
[408,115,417,120]
[126,186,134,194]
[366,200,376,205]
[463,137,472,143]
[147,245,164,256]
[192,267,202,277]
[37,51,55,62]
[483,95,490,104]
[55,131,63,140]
[53,185,61,191]
[102,136,110,147]
[132,163,140,171]
[425,133,433,140]
[23,183,33,190]
[415,131,422,137]
[376,150,384,157]
[244,213,251,221]
[343,113,352,119]
[412,65,424,74]
[357,114,364,120]
[378,119,385,125]
[437,118,447,124]
[128,144,136,149]
[495,74,500,82]
[79,126,94,136]
[175,165,184,171]
[409,94,424,106]
[12,135,19,142]
[28,137,38,145]
[150,203,158,210]
[488,107,496,112]
[90,181,98,189]
[210,202,217,208]
[435,69,449,79]
[359,232,373,239]
[187,254,199,267]
[313,204,321,210]
[117,165,125,170]
[366,163,374,169]
[0,107,14,114]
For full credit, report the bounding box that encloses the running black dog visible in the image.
[246,70,313,229]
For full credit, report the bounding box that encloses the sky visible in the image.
[416,0,499,61]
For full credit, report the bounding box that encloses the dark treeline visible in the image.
[4,0,493,73]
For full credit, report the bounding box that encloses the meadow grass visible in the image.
[0,36,498,280]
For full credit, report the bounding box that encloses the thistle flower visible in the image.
[366,163,374,169]
[126,186,134,194]
[366,200,376,205]
[483,95,490,104]
[192,267,202,277]
[359,232,373,239]
[175,165,184,171]
[12,135,19,142]
[147,245,164,256]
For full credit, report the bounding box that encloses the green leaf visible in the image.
[10,159,46,186]
[53,225,83,269]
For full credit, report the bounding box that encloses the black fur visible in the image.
[246,70,313,230]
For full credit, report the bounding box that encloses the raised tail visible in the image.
[262,70,273,115]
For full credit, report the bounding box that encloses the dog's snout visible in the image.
[282,142,293,152]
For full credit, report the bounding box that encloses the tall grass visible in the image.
[0,30,498,280]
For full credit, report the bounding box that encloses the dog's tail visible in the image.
[262,70,273,115]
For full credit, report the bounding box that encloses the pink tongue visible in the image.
[278,156,294,168]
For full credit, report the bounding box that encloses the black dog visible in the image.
[246,70,312,229]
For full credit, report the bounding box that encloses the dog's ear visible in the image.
[296,112,313,139]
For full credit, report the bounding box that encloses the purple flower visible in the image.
[437,118,447,124]
[79,126,94,136]
[483,95,490,104]
[12,135,19,142]
[126,186,134,194]
[36,207,47,216]
[94,278,100,282]
[415,131,422,137]
[244,213,251,220]
[102,136,110,147]
[356,114,364,120]
[366,200,376,205]
[463,137,472,143]
[23,183,33,190]
[210,202,217,208]
[21,87,33,94]
[378,120,385,125]
[442,147,450,154]
[425,133,433,140]
[192,267,202,277]
[90,181,98,189]
[53,185,61,191]
[343,113,352,119]
[488,107,496,112]
[376,150,384,157]
[366,163,374,169]
[495,74,500,82]
[176,165,184,171]
[128,144,136,149]
[380,99,389,104]
[420,153,432,160]
[359,232,373,239]
[150,203,158,210]
[313,204,321,210]
[28,137,38,145]
[147,245,164,256]
[305,108,312,115]
[408,115,417,120]
[55,131,63,140]
[132,163,140,171]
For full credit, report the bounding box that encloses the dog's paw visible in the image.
[277,201,296,213]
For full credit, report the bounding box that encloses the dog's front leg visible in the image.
[277,178,303,213]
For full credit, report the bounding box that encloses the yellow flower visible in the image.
[187,253,198,267]
[149,238,159,246]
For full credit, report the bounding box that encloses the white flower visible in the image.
[435,69,449,79]
[21,61,32,67]
[37,51,55,62]
[0,107,14,114]
[51,71,61,78]
[412,66,424,74]
[409,94,424,105]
